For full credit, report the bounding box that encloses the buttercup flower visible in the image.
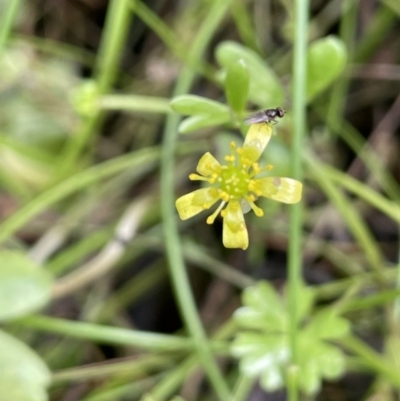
[176,123,303,250]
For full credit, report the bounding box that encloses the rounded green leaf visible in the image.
[306,36,347,101]
[0,251,53,321]
[0,329,51,401]
[170,95,228,115]
[242,281,283,312]
[298,358,321,395]
[216,41,284,108]
[225,59,249,114]
[232,332,288,393]
[232,333,289,372]
[231,332,271,357]
[285,281,314,322]
[304,309,350,340]
[178,113,231,134]
[317,343,346,379]
[234,306,286,332]
[260,366,285,392]
[235,281,287,331]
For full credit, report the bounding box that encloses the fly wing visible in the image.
[243,111,268,125]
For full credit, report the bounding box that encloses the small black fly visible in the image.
[244,107,285,125]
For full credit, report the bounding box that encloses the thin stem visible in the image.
[160,0,234,399]
[58,0,132,173]
[341,335,400,389]
[288,0,309,400]
[94,0,133,93]
[0,0,22,56]
[0,147,160,244]
[232,375,255,401]
[99,94,171,114]
[17,315,195,351]
[394,227,400,323]
[327,0,357,132]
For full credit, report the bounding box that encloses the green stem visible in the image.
[52,355,170,382]
[232,375,255,401]
[306,152,384,274]
[94,0,133,93]
[0,0,22,56]
[340,335,400,389]
[149,321,235,400]
[16,315,195,351]
[132,0,215,80]
[327,0,357,131]
[355,4,397,63]
[0,147,160,244]
[288,0,309,399]
[58,0,132,173]
[314,266,397,301]
[160,0,234,399]
[99,94,171,114]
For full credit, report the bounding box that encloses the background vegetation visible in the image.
[1,0,400,400]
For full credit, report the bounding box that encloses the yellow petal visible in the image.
[175,188,219,220]
[241,123,272,163]
[222,200,249,250]
[256,177,303,204]
[196,152,221,177]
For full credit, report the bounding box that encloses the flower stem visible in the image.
[58,0,133,174]
[0,0,22,57]
[160,1,234,400]
[288,0,309,400]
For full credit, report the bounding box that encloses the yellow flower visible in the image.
[176,123,303,250]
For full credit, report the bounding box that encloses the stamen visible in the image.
[247,194,256,202]
[189,173,209,181]
[252,162,261,175]
[224,155,236,163]
[248,180,262,196]
[209,173,218,184]
[206,201,226,224]
[218,190,230,202]
[245,197,264,217]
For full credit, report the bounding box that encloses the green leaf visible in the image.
[216,41,284,108]
[231,332,288,359]
[298,357,321,394]
[0,251,53,321]
[304,309,350,340]
[242,281,283,313]
[259,365,285,392]
[232,332,288,392]
[306,36,347,101]
[234,306,286,332]
[234,281,287,331]
[170,95,228,115]
[0,329,51,401]
[316,343,346,379]
[232,281,347,396]
[297,340,346,394]
[225,59,249,114]
[178,113,231,134]
[294,282,314,322]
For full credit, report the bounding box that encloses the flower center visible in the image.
[219,165,250,199]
